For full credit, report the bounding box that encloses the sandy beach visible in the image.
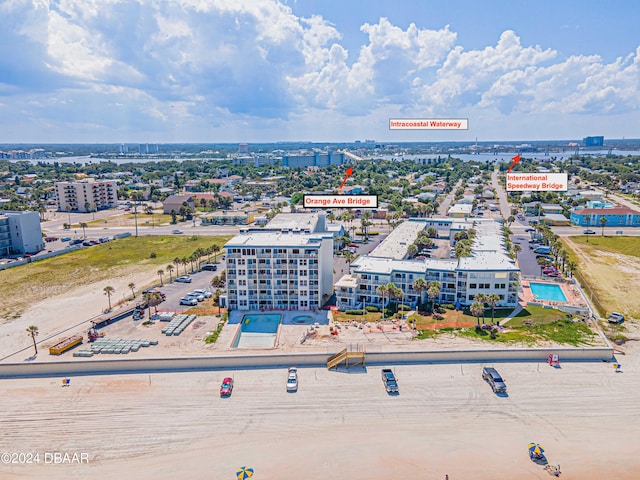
[1,344,639,480]
[0,279,638,480]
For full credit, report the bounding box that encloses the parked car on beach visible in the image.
[220,377,234,397]
[286,367,298,392]
[482,367,507,393]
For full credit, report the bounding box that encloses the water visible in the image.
[232,314,282,348]
[529,282,568,303]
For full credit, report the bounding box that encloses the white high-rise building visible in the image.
[224,213,334,311]
[0,211,44,255]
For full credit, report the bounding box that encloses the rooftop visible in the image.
[225,230,330,248]
[368,221,426,260]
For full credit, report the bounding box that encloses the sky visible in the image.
[1,0,639,144]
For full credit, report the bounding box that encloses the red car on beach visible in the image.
[220,377,233,397]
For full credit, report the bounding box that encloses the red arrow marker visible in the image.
[339,166,353,191]
[507,154,521,173]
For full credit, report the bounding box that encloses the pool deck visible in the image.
[520,278,588,309]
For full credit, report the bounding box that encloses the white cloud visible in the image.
[1,1,639,141]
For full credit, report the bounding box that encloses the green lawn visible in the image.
[414,306,596,346]
[0,235,230,319]
[565,235,640,258]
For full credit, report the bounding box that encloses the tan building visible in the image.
[55,179,117,212]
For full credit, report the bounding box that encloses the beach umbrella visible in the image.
[236,466,254,479]
[528,443,544,457]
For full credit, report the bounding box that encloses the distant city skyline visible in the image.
[1,1,639,143]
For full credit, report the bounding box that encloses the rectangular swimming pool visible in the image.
[529,282,568,303]
[232,314,282,348]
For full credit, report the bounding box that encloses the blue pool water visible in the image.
[232,314,282,348]
[530,282,568,302]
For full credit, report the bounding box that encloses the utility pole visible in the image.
[134,200,139,237]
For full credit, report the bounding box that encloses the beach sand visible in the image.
[1,282,638,479]
[0,338,638,480]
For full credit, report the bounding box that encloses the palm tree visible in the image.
[26,325,39,355]
[427,281,442,310]
[128,282,136,298]
[473,293,488,324]
[470,302,485,326]
[486,293,500,324]
[389,285,404,312]
[600,216,608,236]
[79,222,88,239]
[566,260,577,278]
[173,257,181,276]
[143,292,163,318]
[507,215,515,226]
[377,284,389,319]
[343,251,355,267]
[103,285,115,311]
[166,264,175,282]
[157,269,164,286]
[412,278,428,308]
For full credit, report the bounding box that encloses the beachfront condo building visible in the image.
[335,218,520,311]
[224,213,334,311]
[0,210,44,255]
[55,179,118,212]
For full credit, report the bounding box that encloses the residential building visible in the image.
[54,179,118,212]
[0,211,44,255]
[224,212,334,311]
[335,218,519,311]
[448,203,473,218]
[543,214,570,226]
[282,151,345,167]
[570,206,640,227]
[162,194,195,214]
[200,210,256,226]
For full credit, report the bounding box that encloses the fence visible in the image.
[572,269,606,317]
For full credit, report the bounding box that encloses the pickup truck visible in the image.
[381,368,399,394]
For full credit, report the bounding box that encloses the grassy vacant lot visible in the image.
[0,235,230,320]
[562,235,640,320]
[85,213,175,228]
[415,306,595,346]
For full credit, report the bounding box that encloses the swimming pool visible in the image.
[529,282,568,303]
[232,314,282,348]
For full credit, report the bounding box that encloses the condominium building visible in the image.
[224,213,334,311]
[55,180,118,212]
[0,211,44,255]
[335,218,519,311]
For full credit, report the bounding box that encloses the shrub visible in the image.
[397,304,411,311]
[345,310,366,315]
[441,303,456,310]
[368,231,379,236]
[150,252,157,258]
[365,306,379,312]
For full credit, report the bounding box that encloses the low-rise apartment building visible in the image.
[335,218,519,311]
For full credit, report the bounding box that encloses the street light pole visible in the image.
[134,201,139,238]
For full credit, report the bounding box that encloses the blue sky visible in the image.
[1,0,639,143]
